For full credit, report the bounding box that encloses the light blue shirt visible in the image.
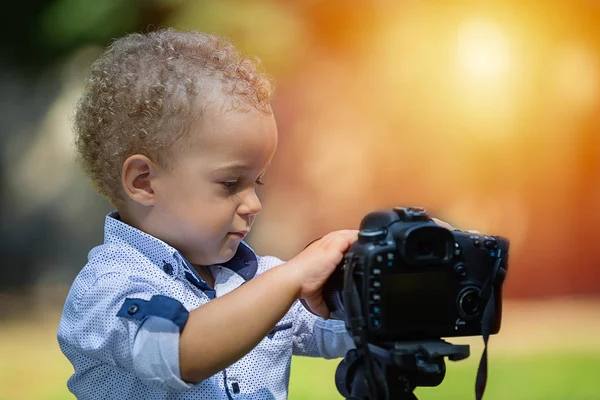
[57,212,354,399]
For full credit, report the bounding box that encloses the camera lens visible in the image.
[457,287,481,318]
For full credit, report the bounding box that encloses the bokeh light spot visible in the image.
[456,18,512,83]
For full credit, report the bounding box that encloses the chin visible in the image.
[184,239,240,266]
[221,244,240,261]
[206,244,239,266]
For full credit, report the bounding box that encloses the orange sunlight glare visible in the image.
[456,18,511,83]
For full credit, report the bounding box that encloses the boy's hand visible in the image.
[431,217,456,231]
[432,218,480,234]
[287,230,359,319]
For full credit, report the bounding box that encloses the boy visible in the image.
[57,28,358,399]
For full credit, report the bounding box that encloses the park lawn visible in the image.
[289,352,600,400]
[1,304,599,400]
[1,329,599,400]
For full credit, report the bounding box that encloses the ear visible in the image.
[121,155,159,206]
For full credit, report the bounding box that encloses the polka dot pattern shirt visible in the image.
[57,211,354,399]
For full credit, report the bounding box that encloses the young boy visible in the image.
[57,28,359,399]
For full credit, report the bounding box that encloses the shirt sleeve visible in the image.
[58,271,194,392]
[290,300,355,359]
[132,316,192,391]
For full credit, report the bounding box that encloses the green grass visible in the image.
[289,352,600,400]
[1,314,599,400]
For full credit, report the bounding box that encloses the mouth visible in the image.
[229,231,249,239]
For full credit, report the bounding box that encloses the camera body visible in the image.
[325,206,509,345]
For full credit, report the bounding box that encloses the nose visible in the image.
[238,188,262,217]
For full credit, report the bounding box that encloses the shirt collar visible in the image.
[219,241,259,281]
[104,211,258,281]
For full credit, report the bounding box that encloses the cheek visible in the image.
[163,179,210,208]
[187,199,236,229]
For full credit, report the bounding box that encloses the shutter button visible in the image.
[127,304,139,315]
[163,262,174,276]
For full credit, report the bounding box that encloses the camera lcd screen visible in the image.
[380,271,455,331]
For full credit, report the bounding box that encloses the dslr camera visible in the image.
[323,206,509,345]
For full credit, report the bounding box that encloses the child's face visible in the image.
[150,107,278,266]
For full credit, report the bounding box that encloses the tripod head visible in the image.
[335,339,470,400]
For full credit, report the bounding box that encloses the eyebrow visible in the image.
[212,163,253,172]
[212,161,272,176]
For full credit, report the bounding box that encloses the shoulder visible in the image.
[65,242,166,309]
[80,242,160,283]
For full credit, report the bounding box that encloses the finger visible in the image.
[320,230,358,248]
[336,230,359,246]
[323,229,358,241]
[431,217,455,230]
[339,229,359,240]
[329,233,358,250]
[466,229,481,234]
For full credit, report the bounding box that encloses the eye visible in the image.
[255,177,266,186]
[221,180,239,189]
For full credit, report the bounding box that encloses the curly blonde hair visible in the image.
[74,28,274,205]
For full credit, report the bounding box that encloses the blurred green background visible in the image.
[1,0,599,399]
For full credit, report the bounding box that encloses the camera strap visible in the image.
[475,286,495,400]
[475,250,506,400]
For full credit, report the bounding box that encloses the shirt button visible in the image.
[127,304,139,315]
[163,262,174,275]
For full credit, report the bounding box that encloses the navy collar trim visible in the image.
[217,241,258,281]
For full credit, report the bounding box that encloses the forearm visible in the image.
[179,262,300,382]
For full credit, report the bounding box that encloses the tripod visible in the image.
[335,340,470,400]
